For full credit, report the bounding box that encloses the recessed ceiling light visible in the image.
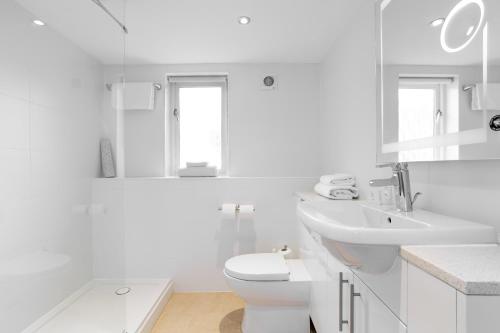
[430,18,445,27]
[33,19,46,26]
[238,16,251,25]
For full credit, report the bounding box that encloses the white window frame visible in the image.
[167,75,228,176]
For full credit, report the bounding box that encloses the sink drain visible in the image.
[115,287,131,296]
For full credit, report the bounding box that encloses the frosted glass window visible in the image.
[398,88,436,141]
[398,88,436,161]
[179,87,222,169]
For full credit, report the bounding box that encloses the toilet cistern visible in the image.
[369,162,422,212]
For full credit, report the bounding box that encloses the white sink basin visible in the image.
[297,200,497,274]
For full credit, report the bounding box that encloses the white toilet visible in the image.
[224,253,311,333]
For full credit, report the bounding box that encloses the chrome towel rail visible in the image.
[105,83,162,91]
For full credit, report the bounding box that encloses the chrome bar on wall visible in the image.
[105,83,162,91]
[90,0,128,34]
[463,84,476,92]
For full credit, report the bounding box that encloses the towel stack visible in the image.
[178,162,218,177]
[314,174,359,200]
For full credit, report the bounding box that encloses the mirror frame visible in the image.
[375,0,491,164]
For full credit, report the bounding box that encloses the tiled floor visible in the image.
[152,292,316,333]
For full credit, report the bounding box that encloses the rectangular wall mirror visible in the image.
[377,0,500,162]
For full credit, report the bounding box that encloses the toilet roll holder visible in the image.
[218,204,255,212]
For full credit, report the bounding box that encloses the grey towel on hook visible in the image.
[100,138,116,178]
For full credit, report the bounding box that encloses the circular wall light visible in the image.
[440,0,485,53]
[238,16,251,25]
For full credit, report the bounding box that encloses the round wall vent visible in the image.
[261,75,277,90]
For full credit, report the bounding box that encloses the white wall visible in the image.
[319,1,500,231]
[0,1,102,331]
[113,63,321,177]
[93,64,322,291]
[92,177,316,291]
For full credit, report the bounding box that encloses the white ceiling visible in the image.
[17,0,363,65]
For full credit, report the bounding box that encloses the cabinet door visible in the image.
[299,226,352,333]
[352,275,407,333]
[301,229,331,333]
[326,253,352,333]
[407,264,456,333]
[457,293,500,333]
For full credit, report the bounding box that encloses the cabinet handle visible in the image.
[339,272,349,331]
[350,284,361,333]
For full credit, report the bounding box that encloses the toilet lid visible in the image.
[224,253,290,281]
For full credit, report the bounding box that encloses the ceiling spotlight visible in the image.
[238,16,251,25]
[33,19,46,26]
[430,18,445,27]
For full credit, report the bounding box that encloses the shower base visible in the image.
[23,279,173,333]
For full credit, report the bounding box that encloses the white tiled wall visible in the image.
[0,1,103,331]
[92,177,316,291]
[92,63,322,292]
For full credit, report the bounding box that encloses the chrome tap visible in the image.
[369,163,422,212]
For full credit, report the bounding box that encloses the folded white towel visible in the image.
[314,183,359,200]
[320,174,356,186]
[186,161,209,168]
[111,82,156,111]
[178,166,217,177]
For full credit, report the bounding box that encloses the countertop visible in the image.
[401,244,500,295]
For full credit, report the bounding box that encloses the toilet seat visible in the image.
[224,253,290,281]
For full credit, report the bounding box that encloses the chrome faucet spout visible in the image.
[369,178,397,187]
[369,162,421,212]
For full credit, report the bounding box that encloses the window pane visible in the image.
[398,88,435,141]
[179,87,222,169]
[398,88,436,161]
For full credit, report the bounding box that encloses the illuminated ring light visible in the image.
[440,0,485,53]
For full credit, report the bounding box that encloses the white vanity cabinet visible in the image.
[456,293,500,333]
[296,194,500,333]
[407,262,500,333]
[407,263,457,333]
[351,275,407,333]
[326,253,352,333]
[299,223,353,333]
[299,222,407,333]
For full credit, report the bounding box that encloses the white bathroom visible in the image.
[1,0,500,332]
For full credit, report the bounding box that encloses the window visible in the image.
[168,76,228,175]
[397,76,458,161]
